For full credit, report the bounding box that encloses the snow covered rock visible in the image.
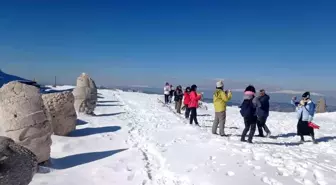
[316,98,327,113]
[72,73,97,115]
[42,91,77,136]
[0,81,52,163]
[0,136,38,185]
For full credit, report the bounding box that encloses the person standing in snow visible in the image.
[240,85,258,143]
[291,92,317,144]
[174,85,183,114]
[183,87,191,119]
[164,82,171,104]
[256,89,271,137]
[212,80,232,136]
[169,85,175,103]
[189,84,202,126]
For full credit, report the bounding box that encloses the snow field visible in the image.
[31,87,336,185]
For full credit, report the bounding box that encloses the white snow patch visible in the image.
[30,87,336,185]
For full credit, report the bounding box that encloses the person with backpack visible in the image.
[163,82,170,104]
[169,85,175,103]
[212,80,232,136]
[174,85,183,114]
[240,85,258,143]
[183,87,191,118]
[256,89,271,137]
[189,84,202,126]
[291,92,317,144]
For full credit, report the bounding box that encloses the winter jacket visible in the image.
[291,99,315,122]
[183,92,190,105]
[239,92,258,118]
[174,89,183,101]
[164,85,170,95]
[188,91,202,108]
[213,89,232,112]
[256,94,270,118]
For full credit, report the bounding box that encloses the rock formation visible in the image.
[42,91,77,136]
[0,136,38,185]
[316,98,327,113]
[72,73,98,115]
[0,81,52,163]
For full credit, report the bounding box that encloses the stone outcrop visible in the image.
[72,73,98,115]
[316,98,327,113]
[42,91,77,136]
[0,136,38,185]
[0,81,52,163]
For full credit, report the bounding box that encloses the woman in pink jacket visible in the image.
[189,84,202,126]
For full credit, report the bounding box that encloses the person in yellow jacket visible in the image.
[212,80,232,136]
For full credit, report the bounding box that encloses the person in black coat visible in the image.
[256,89,271,137]
[174,85,183,114]
[240,85,258,143]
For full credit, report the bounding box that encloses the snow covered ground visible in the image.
[31,87,336,185]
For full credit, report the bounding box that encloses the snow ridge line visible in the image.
[113,91,191,185]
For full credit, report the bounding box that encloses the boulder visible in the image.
[72,73,97,115]
[0,81,52,163]
[316,98,327,113]
[0,136,38,185]
[42,91,77,136]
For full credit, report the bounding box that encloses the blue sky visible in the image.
[1,0,335,91]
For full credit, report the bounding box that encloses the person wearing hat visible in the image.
[240,85,258,143]
[256,89,271,137]
[212,80,232,136]
[189,84,202,126]
[291,91,317,144]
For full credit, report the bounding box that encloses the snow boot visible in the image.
[300,135,305,143]
[247,140,253,144]
[266,132,271,138]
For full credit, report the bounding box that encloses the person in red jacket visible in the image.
[189,84,202,126]
[183,87,191,119]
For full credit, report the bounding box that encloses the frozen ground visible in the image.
[31,86,336,185]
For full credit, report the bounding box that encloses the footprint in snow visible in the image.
[313,170,327,185]
[262,176,283,185]
[226,171,235,176]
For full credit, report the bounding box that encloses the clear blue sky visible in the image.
[1,0,335,90]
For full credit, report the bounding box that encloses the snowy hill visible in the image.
[31,86,336,185]
[0,70,35,87]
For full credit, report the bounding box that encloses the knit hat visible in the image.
[244,85,256,93]
[216,81,224,88]
[302,91,310,99]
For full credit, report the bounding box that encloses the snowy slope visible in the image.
[31,87,336,185]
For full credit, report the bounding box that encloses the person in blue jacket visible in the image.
[291,92,317,144]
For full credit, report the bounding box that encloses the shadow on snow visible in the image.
[96,104,124,107]
[94,112,125,117]
[76,119,88,126]
[97,100,119,103]
[68,126,121,137]
[50,149,127,170]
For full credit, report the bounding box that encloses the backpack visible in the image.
[240,98,256,118]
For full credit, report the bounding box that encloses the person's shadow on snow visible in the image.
[68,126,121,137]
[316,136,336,143]
[255,141,302,146]
[50,149,127,170]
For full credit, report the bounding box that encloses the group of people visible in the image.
[164,82,203,125]
[164,80,317,144]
